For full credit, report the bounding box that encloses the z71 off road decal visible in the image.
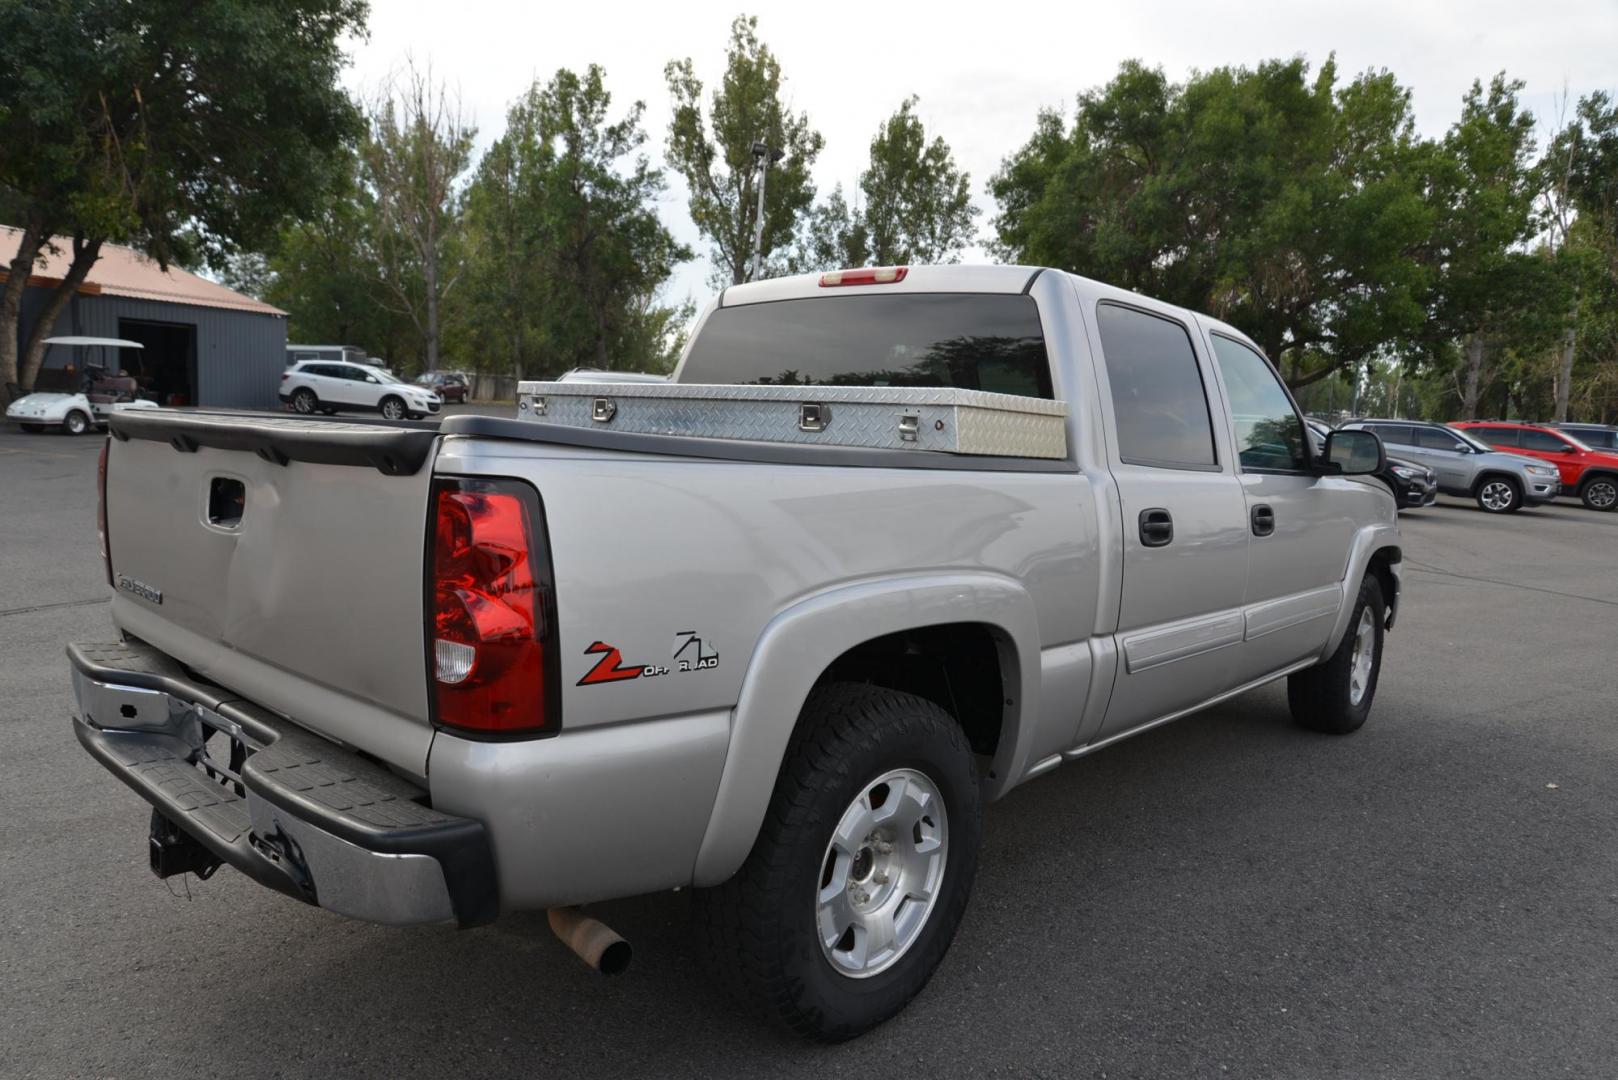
[577,632,719,687]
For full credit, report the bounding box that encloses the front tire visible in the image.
[696,683,981,1042]
[1580,475,1618,512]
[63,410,91,436]
[1288,575,1385,734]
[1474,476,1521,514]
[380,396,406,421]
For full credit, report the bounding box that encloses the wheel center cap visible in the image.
[850,846,875,883]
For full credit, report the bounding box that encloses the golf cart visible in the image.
[4,337,160,434]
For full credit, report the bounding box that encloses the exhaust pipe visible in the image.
[548,906,632,975]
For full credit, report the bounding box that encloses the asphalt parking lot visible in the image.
[3,417,1617,1079]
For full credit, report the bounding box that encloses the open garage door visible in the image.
[119,319,197,406]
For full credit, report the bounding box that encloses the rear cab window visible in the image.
[678,293,1054,398]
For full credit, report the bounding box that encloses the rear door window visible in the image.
[1521,429,1568,452]
[679,293,1053,397]
[1416,427,1464,451]
[1367,424,1415,446]
[1095,303,1218,469]
[1473,426,1519,448]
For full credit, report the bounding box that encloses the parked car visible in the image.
[4,337,160,434]
[279,359,440,420]
[1454,421,1618,511]
[1553,422,1618,451]
[1339,418,1560,513]
[1305,419,1435,510]
[416,371,468,403]
[71,265,1401,1040]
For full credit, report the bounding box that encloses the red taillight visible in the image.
[428,477,557,737]
[280,371,290,381]
[819,266,908,287]
[97,438,112,586]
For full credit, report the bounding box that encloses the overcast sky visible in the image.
[343,0,1618,313]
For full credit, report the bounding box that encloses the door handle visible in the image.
[1251,504,1275,537]
[1138,508,1174,548]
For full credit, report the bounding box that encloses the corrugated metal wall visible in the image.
[20,290,287,409]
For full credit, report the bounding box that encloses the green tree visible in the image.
[362,63,475,373]
[257,148,420,366]
[1423,76,1550,418]
[665,15,822,285]
[990,57,1434,391]
[459,66,690,376]
[0,0,367,390]
[795,97,977,271]
[860,97,976,265]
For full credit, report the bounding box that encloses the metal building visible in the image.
[2,227,287,409]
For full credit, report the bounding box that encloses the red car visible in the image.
[1452,421,1618,511]
[415,371,468,403]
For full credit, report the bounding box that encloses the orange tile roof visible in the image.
[1,226,285,316]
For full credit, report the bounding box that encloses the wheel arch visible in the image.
[1470,469,1522,495]
[1321,527,1401,659]
[690,572,1040,887]
[1577,469,1618,493]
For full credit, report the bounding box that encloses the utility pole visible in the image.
[749,141,784,282]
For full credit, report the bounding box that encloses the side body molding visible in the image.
[1321,523,1402,658]
[690,572,1042,887]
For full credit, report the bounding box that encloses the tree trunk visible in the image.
[424,225,439,372]
[1,213,49,392]
[18,237,103,391]
[1460,333,1486,420]
[1553,321,1577,422]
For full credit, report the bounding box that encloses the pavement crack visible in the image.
[0,596,110,617]
[1404,559,1618,609]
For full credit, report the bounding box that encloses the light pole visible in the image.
[749,140,784,282]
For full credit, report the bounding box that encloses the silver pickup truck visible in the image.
[70,265,1399,1040]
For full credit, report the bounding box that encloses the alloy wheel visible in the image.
[1479,481,1514,511]
[1348,607,1376,706]
[816,768,948,979]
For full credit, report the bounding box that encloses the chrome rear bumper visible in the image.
[69,639,496,928]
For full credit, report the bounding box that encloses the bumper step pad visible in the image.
[70,640,497,926]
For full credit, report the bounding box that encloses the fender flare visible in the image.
[1322,524,1402,659]
[690,572,1042,887]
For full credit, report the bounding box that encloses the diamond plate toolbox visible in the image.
[514,381,1069,459]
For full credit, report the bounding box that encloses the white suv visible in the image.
[279,361,441,420]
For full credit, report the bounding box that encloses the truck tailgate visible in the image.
[102,412,440,773]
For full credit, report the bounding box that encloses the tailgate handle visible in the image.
[208,477,246,529]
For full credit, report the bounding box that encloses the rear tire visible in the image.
[63,410,90,436]
[695,683,981,1042]
[1288,575,1385,735]
[1474,476,1521,514]
[291,388,318,415]
[1579,475,1618,512]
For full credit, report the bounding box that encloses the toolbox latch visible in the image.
[798,402,831,432]
[592,397,617,424]
[898,412,920,443]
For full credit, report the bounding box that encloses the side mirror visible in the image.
[366,375,380,384]
[1323,429,1385,476]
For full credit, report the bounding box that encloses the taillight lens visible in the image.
[819,266,908,287]
[428,477,558,737]
[97,438,112,586]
